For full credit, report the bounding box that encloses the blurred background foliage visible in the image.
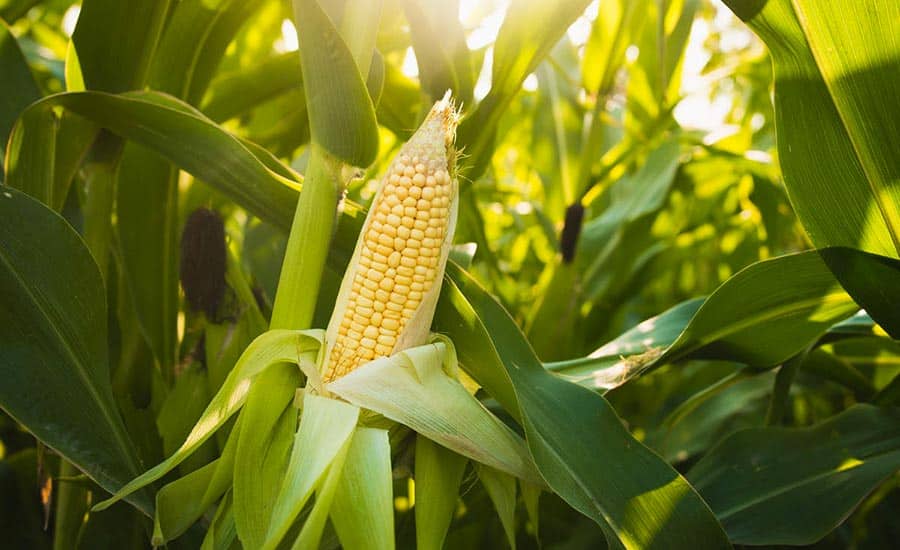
[1,0,898,548]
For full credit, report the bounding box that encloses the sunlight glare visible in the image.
[474,47,493,100]
[276,19,299,53]
[522,73,538,92]
[62,5,80,37]
[461,0,508,49]
[625,45,639,63]
[566,11,594,46]
[401,47,419,78]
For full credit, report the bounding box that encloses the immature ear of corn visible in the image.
[322,95,459,383]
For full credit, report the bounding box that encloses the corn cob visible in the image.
[322,95,459,383]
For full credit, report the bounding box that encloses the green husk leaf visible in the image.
[521,481,541,540]
[93,329,323,511]
[262,392,359,550]
[290,428,353,550]
[201,491,238,550]
[476,464,518,550]
[153,416,241,543]
[415,435,468,550]
[233,364,301,548]
[329,428,395,550]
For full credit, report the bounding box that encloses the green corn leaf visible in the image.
[648,371,773,463]
[437,263,731,549]
[290,430,353,550]
[153,459,220,543]
[377,62,422,139]
[414,435,468,550]
[819,247,900,338]
[93,329,323,511]
[329,428,395,550]
[116,144,179,374]
[625,0,697,129]
[72,0,170,92]
[4,104,56,205]
[723,0,900,257]
[403,0,474,104]
[117,0,270,377]
[0,21,39,176]
[8,91,300,231]
[4,98,97,211]
[291,0,379,166]
[802,349,875,400]
[557,251,859,390]
[688,404,900,545]
[0,188,150,514]
[340,0,382,80]
[458,0,593,179]
[150,0,268,104]
[520,481,541,540]
[202,52,303,122]
[5,39,92,210]
[156,363,216,474]
[656,251,858,365]
[582,0,642,94]
[545,298,704,389]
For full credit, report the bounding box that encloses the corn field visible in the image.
[1,0,899,548]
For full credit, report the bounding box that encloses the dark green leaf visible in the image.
[72,0,171,92]
[292,0,379,166]
[404,0,474,104]
[649,371,772,463]
[659,251,857,367]
[723,0,900,257]
[819,247,900,338]
[116,145,179,372]
[202,52,302,123]
[0,188,149,513]
[3,103,56,205]
[689,405,900,545]
[10,91,299,230]
[437,264,731,549]
[0,20,40,175]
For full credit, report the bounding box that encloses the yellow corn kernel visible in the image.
[322,95,458,383]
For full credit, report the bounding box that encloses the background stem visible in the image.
[270,146,343,330]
